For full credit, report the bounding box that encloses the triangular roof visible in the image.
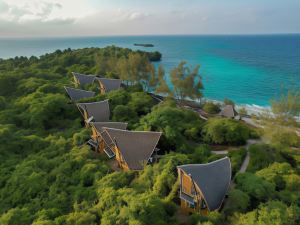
[96,78,122,92]
[220,105,238,118]
[177,157,231,211]
[72,72,96,85]
[103,128,162,170]
[77,100,110,122]
[64,86,95,102]
[91,122,128,133]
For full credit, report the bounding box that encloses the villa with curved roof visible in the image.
[72,72,96,87]
[77,100,110,125]
[177,157,231,215]
[95,78,122,94]
[100,128,162,170]
[89,122,128,155]
[220,105,239,119]
[64,86,95,102]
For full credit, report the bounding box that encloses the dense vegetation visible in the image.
[0,46,299,225]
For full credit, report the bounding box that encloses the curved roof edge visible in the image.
[177,157,231,211]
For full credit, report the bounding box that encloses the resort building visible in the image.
[177,157,231,215]
[220,105,239,119]
[64,86,95,102]
[89,122,128,153]
[99,128,162,170]
[95,78,122,94]
[72,72,96,87]
[77,100,110,125]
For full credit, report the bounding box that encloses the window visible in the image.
[181,173,193,195]
[201,200,207,209]
[189,202,195,209]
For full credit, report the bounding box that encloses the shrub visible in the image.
[230,201,300,225]
[235,172,276,204]
[224,98,235,106]
[138,101,204,150]
[0,96,6,110]
[247,144,284,172]
[223,189,250,215]
[228,148,247,175]
[112,105,138,126]
[202,102,220,114]
[202,118,251,145]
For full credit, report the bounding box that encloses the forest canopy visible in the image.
[0,46,299,225]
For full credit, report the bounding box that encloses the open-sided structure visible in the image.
[177,157,231,215]
[220,105,239,119]
[77,100,110,125]
[64,86,95,102]
[99,128,162,170]
[88,122,128,154]
[72,72,96,87]
[95,78,122,94]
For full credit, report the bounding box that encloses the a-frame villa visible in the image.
[77,100,110,125]
[95,78,122,94]
[99,128,162,170]
[220,105,239,119]
[64,86,95,102]
[177,157,231,215]
[89,122,128,154]
[72,72,96,87]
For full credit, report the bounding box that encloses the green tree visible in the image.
[223,189,250,215]
[271,89,300,124]
[231,201,300,225]
[202,118,251,145]
[170,61,203,101]
[235,172,276,203]
[155,65,172,97]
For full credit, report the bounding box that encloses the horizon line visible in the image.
[1,32,300,39]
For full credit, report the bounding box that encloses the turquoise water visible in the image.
[1,35,300,106]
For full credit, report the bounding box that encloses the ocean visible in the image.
[1,35,300,107]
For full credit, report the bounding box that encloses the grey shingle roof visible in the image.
[64,86,95,102]
[177,157,231,211]
[72,72,96,85]
[220,105,238,118]
[91,122,127,133]
[96,78,122,92]
[77,100,110,122]
[103,128,162,170]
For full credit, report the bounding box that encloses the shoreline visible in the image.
[200,97,271,116]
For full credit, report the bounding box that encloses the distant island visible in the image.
[134,43,154,47]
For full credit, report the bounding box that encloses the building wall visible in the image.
[74,77,79,87]
[97,81,106,94]
[115,147,129,171]
[178,169,209,215]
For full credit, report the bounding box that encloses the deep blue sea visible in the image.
[1,35,300,106]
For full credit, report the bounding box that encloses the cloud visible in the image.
[0,0,74,24]
[128,12,149,20]
[1,0,300,37]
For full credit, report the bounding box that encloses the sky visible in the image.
[0,0,300,37]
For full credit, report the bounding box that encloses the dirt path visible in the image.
[212,150,228,155]
[238,139,262,173]
[211,139,263,173]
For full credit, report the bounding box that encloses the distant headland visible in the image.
[134,43,154,47]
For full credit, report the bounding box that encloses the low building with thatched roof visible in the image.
[220,105,239,119]
[95,78,122,94]
[64,86,95,102]
[88,122,128,154]
[77,100,110,125]
[99,128,162,170]
[177,157,231,215]
[72,72,96,87]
